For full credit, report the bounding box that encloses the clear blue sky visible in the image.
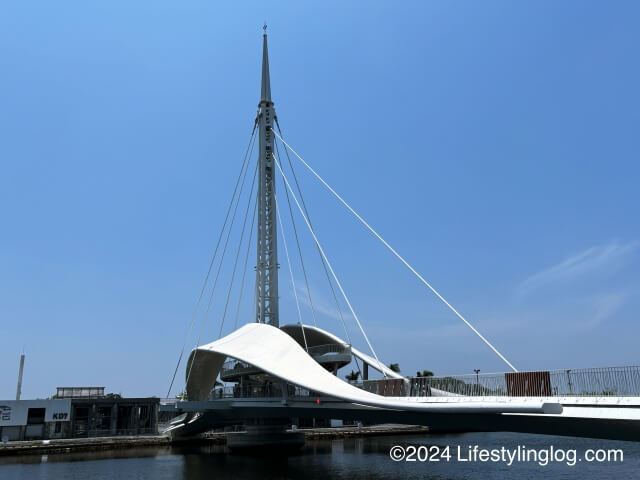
[1,1,639,399]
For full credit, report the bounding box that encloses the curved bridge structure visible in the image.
[184,323,560,415]
[164,323,640,442]
[280,324,404,380]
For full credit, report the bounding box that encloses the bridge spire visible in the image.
[255,28,279,326]
[261,25,271,102]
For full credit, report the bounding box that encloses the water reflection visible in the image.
[0,433,638,480]
[0,446,172,465]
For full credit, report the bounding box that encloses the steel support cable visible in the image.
[275,195,309,352]
[271,129,518,373]
[275,132,360,378]
[185,155,258,390]
[218,166,258,338]
[273,153,388,378]
[197,157,256,341]
[274,121,351,344]
[274,139,318,327]
[353,355,363,382]
[166,124,257,398]
[233,203,257,330]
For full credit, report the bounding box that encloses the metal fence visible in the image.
[396,366,640,397]
[55,387,105,398]
[221,347,351,379]
[222,345,350,373]
[306,343,351,356]
[189,366,640,402]
[221,360,257,377]
[71,428,157,438]
[210,384,314,399]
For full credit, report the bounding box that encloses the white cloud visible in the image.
[582,291,628,330]
[515,240,637,300]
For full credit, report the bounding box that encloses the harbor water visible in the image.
[1,432,638,479]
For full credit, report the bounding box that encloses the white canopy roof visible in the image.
[186,323,560,414]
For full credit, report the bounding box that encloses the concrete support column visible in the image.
[363,363,369,380]
[110,404,118,435]
[151,403,158,434]
[89,404,97,437]
[130,405,137,435]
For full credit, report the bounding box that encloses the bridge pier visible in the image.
[226,418,304,452]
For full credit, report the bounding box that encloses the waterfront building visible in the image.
[0,387,158,441]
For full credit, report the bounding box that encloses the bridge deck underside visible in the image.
[164,397,640,442]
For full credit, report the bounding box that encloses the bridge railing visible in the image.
[71,428,157,438]
[221,360,257,377]
[221,345,351,375]
[306,343,351,357]
[210,366,640,400]
[365,366,640,397]
[210,384,314,399]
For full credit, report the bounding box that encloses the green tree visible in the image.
[421,370,434,377]
[346,370,360,382]
[176,390,188,400]
[388,363,401,373]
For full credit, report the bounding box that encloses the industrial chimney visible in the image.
[16,353,25,401]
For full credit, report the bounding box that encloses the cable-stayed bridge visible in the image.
[162,27,640,446]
